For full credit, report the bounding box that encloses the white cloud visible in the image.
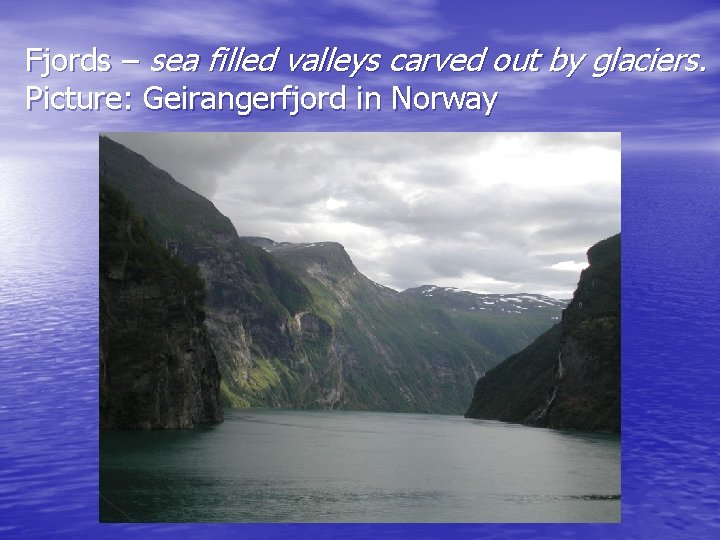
[550,260,589,272]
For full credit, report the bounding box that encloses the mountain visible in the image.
[100,183,222,429]
[244,238,540,412]
[401,286,567,359]
[100,136,316,410]
[402,286,567,317]
[465,234,620,432]
[100,136,565,414]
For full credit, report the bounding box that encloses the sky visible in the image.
[107,132,620,298]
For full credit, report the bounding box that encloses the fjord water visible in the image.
[100,409,619,522]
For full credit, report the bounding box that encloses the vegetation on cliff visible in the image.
[465,234,620,432]
[100,136,566,414]
[100,183,222,429]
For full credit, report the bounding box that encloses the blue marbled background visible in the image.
[1,1,719,538]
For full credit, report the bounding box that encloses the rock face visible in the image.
[100,136,565,414]
[100,184,222,429]
[465,234,620,432]
[255,239,566,412]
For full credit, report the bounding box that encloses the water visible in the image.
[100,409,620,522]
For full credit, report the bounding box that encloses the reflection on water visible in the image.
[100,409,620,522]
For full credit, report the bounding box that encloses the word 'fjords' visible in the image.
[26,47,111,78]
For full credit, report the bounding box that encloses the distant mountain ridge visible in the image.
[246,236,566,324]
[101,136,566,414]
[247,236,569,313]
[402,285,567,316]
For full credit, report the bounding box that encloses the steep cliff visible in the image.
[100,184,222,429]
[100,136,564,414]
[465,234,620,432]
[260,239,566,412]
[100,136,316,409]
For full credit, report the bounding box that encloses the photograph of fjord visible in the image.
[99,132,620,523]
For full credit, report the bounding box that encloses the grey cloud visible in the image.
[528,219,620,251]
[108,132,619,296]
[108,132,265,198]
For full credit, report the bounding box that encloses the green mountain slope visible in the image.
[401,286,566,359]
[101,135,565,414]
[465,234,620,432]
[101,136,314,408]
[259,241,492,412]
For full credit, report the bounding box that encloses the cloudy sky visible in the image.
[107,132,620,298]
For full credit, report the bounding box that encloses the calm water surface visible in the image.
[100,409,620,522]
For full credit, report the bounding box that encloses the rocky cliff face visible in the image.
[536,234,620,431]
[100,136,565,414]
[465,234,620,432]
[100,136,316,409]
[100,184,222,429]
[264,240,496,412]
[259,239,568,413]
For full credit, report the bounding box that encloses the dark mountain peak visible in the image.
[259,240,360,281]
[241,236,284,250]
[587,233,620,268]
[100,135,238,244]
[564,233,620,327]
[242,236,349,257]
[465,233,620,432]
